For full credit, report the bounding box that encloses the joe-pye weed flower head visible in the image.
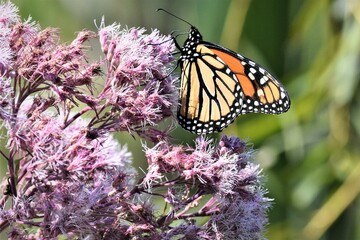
[98,19,177,137]
[142,135,270,240]
[0,2,271,239]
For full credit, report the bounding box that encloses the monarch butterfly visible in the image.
[158,9,290,134]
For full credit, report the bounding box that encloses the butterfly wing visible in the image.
[177,43,243,134]
[202,41,291,115]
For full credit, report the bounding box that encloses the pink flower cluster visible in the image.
[143,135,270,239]
[0,2,271,239]
[96,21,177,138]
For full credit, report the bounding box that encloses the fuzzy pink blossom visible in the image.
[96,20,177,136]
[0,75,12,122]
[142,135,271,239]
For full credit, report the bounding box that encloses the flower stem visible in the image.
[62,106,92,129]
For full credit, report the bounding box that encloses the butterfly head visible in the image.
[180,27,203,62]
[187,26,202,44]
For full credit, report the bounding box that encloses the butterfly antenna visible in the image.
[157,8,193,27]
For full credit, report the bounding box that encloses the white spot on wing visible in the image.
[248,73,255,80]
[260,77,267,85]
[281,91,286,99]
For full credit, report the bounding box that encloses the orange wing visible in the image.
[203,42,290,115]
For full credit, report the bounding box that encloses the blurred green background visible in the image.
[2,0,360,239]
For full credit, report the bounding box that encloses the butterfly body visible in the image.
[176,26,290,134]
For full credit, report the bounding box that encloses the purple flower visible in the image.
[0,2,20,27]
[97,19,177,135]
[219,134,247,154]
[143,136,271,239]
[2,113,136,238]
[209,191,271,240]
[99,20,175,84]
[0,1,19,69]
[0,75,12,122]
